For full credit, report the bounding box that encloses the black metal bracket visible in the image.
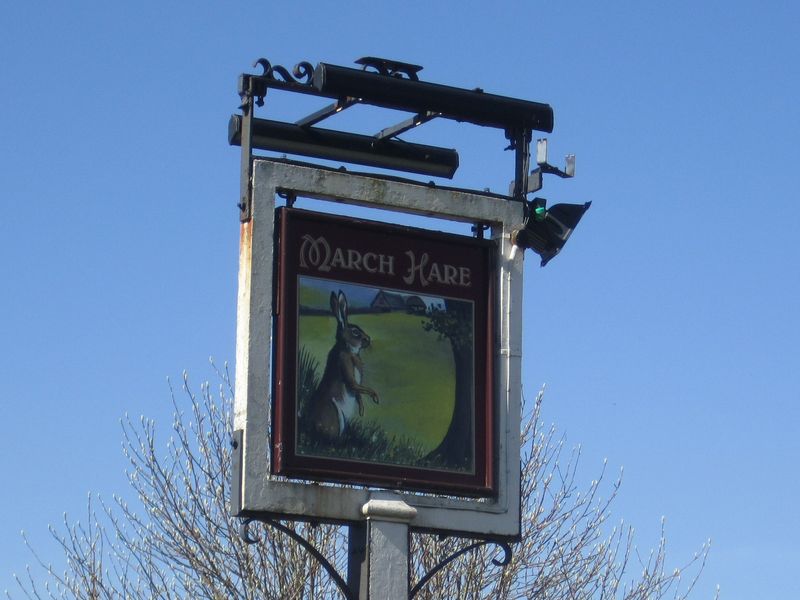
[355,56,423,80]
[277,189,297,208]
[233,56,555,220]
[237,78,256,223]
[230,430,244,515]
[409,537,513,598]
[472,222,490,239]
[509,137,577,199]
[506,128,533,203]
[240,516,355,600]
[375,111,440,141]
[296,97,359,127]
[537,137,574,177]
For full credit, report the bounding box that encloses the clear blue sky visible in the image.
[2,1,798,597]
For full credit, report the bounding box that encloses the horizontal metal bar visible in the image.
[375,111,439,140]
[229,115,459,179]
[295,97,359,127]
[314,63,554,133]
[238,73,336,101]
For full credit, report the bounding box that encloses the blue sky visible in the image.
[2,1,798,597]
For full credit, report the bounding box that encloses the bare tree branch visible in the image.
[9,368,710,599]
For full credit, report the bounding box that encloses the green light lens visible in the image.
[532,199,547,222]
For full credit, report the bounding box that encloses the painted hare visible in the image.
[310,290,380,438]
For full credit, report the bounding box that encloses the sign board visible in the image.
[272,208,495,495]
[233,159,524,539]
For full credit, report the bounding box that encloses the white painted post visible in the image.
[362,498,418,599]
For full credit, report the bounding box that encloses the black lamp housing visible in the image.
[229,114,459,179]
[312,63,554,133]
[513,200,592,266]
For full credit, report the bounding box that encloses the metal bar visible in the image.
[314,63,554,132]
[295,97,359,127]
[511,128,532,202]
[538,161,574,179]
[230,430,244,515]
[229,115,459,179]
[243,73,335,100]
[375,111,439,140]
[347,523,368,599]
[238,81,256,222]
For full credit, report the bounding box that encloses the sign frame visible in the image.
[272,207,496,496]
[232,158,524,540]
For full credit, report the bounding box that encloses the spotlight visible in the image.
[512,199,591,266]
[229,115,459,178]
[312,62,554,133]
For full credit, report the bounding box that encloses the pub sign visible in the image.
[272,207,496,496]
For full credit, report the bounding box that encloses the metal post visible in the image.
[347,522,369,599]
[359,497,417,599]
[238,76,257,222]
[510,127,532,203]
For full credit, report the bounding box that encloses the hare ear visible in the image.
[337,291,349,325]
[329,291,339,318]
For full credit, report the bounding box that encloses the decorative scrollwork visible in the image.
[355,56,423,81]
[240,517,354,600]
[252,58,315,85]
[409,538,513,598]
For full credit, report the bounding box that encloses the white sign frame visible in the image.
[233,158,524,539]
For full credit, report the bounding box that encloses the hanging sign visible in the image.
[272,207,495,495]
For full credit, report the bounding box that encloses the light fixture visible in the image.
[511,199,592,266]
[312,62,554,133]
[229,115,459,179]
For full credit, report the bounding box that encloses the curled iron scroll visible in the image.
[253,58,315,85]
[410,538,513,598]
[240,517,354,600]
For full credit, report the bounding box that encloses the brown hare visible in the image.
[310,290,380,438]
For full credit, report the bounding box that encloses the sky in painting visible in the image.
[2,1,799,597]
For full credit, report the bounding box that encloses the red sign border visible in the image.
[271,207,496,497]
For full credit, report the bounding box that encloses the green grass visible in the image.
[298,310,456,456]
[299,419,427,466]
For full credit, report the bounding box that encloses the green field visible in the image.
[298,282,331,309]
[298,310,456,455]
